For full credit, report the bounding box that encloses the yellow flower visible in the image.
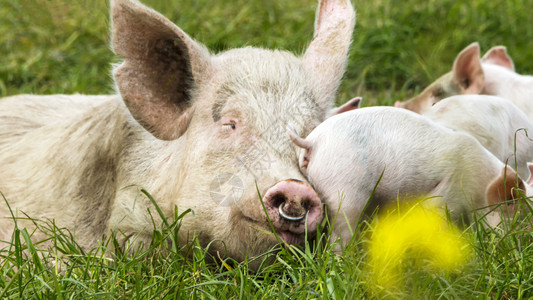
[367,200,472,292]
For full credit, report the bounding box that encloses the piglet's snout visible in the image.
[263,179,323,234]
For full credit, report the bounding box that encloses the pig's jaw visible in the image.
[264,217,317,246]
[275,209,322,245]
[240,209,309,247]
[278,230,306,245]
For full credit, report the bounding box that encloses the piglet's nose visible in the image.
[394,101,402,108]
[263,179,322,234]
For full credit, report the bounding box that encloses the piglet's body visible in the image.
[290,107,530,246]
[424,95,533,180]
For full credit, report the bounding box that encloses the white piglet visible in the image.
[289,107,532,246]
[395,43,533,120]
[424,95,533,179]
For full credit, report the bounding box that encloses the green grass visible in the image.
[1,0,532,104]
[2,0,533,298]
[2,191,533,298]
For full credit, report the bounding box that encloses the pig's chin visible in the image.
[278,231,305,245]
[239,212,307,246]
[245,216,306,246]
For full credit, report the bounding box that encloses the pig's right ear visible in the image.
[286,125,312,150]
[326,97,361,118]
[452,42,485,95]
[303,0,356,112]
[481,46,515,72]
[111,0,211,140]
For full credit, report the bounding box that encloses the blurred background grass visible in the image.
[1,0,532,106]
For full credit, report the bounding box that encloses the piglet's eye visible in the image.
[222,122,236,131]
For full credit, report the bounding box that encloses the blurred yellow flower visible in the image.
[367,201,472,292]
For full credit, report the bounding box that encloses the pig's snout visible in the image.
[394,100,403,108]
[263,179,323,240]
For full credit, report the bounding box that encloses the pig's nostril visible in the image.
[301,199,311,210]
[271,194,287,208]
[279,202,307,222]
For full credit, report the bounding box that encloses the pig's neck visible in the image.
[119,124,189,215]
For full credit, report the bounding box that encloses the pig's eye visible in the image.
[432,88,445,99]
[222,121,237,131]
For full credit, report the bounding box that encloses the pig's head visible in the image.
[110,0,355,261]
[395,42,486,113]
[394,42,518,114]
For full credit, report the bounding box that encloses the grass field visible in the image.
[2,0,533,298]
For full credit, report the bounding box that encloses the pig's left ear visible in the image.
[326,97,361,118]
[452,42,485,95]
[286,125,312,150]
[481,46,515,72]
[486,166,525,215]
[303,0,356,112]
[111,0,212,140]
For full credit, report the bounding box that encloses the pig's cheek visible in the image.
[228,181,268,223]
[429,94,441,106]
[213,126,244,149]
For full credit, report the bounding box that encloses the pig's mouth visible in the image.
[277,230,305,245]
[244,215,307,245]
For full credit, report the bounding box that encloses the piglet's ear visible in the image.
[481,46,515,72]
[303,0,356,112]
[326,97,361,118]
[286,125,312,150]
[486,166,524,218]
[452,42,485,95]
[112,0,211,140]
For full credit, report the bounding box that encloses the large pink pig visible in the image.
[0,0,355,264]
